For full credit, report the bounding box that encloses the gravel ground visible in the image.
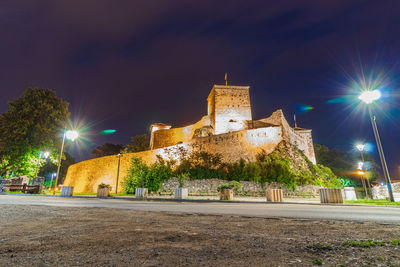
[0,205,399,266]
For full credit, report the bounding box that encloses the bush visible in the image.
[98,183,112,190]
[122,143,342,194]
[122,156,173,194]
[217,181,242,193]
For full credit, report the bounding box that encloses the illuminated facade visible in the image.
[149,84,315,164]
[64,84,316,193]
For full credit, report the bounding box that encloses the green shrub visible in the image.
[98,183,112,190]
[122,156,173,194]
[217,181,242,193]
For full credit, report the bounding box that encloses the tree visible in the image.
[314,144,381,184]
[0,88,69,177]
[122,134,149,153]
[38,152,75,183]
[91,143,124,157]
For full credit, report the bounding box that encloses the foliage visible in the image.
[343,240,386,248]
[177,172,189,188]
[311,258,323,265]
[340,177,357,187]
[344,199,400,206]
[122,134,150,153]
[122,156,173,194]
[0,88,69,177]
[217,181,242,193]
[175,151,225,179]
[122,142,343,194]
[38,152,75,184]
[91,143,124,157]
[98,183,112,190]
[314,144,381,184]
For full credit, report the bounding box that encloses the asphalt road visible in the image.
[1,194,400,224]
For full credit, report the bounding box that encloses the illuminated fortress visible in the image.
[64,84,316,193]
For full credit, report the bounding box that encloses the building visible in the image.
[64,84,316,193]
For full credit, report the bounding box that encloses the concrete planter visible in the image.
[61,186,74,197]
[320,188,343,204]
[266,189,283,202]
[174,188,188,199]
[220,189,233,200]
[97,187,110,197]
[342,187,357,201]
[135,188,148,199]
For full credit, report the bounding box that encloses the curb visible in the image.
[1,192,399,208]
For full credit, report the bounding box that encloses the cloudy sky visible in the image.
[0,1,399,177]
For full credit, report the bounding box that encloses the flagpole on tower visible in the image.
[225,73,228,86]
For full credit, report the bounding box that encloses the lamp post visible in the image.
[356,144,370,199]
[49,172,56,190]
[34,151,50,177]
[358,90,394,202]
[53,130,78,195]
[356,162,369,199]
[115,153,122,194]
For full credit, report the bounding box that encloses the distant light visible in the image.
[65,130,79,141]
[358,90,381,104]
[357,162,364,170]
[101,129,117,135]
[356,144,365,151]
[356,170,365,175]
[43,151,50,158]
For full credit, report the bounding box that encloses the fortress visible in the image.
[64,84,316,193]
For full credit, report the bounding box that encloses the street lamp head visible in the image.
[358,89,381,104]
[65,130,79,141]
[356,144,365,151]
[43,151,50,158]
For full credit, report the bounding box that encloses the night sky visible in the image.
[0,1,399,178]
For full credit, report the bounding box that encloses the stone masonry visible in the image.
[64,83,317,193]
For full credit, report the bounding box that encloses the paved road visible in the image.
[1,194,400,224]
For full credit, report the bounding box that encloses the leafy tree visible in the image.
[38,152,75,183]
[314,144,381,184]
[121,134,150,153]
[91,143,124,157]
[0,88,69,177]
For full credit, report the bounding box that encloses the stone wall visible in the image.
[371,183,400,199]
[208,85,252,135]
[64,127,284,193]
[161,178,322,197]
[257,110,316,164]
[151,115,210,149]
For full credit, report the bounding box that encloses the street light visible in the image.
[115,153,122,194]
[358,90,394,201]
[53,130,79,195]
[356,160,369,199]
[35,151,50,177]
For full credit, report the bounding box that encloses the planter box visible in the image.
[220,189,233,200]
[266,189,283,202]
[174,188,188,199]
[135,188,148,199]
[97,187,110,197]
[342,187,357,201]
[61,186,74,197]
[319,188,343,204]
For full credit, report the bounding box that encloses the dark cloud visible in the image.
[0,1,399,177]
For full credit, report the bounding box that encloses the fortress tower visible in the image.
[207,85,252,135]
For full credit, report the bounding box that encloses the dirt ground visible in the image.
[0,205,399,266]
